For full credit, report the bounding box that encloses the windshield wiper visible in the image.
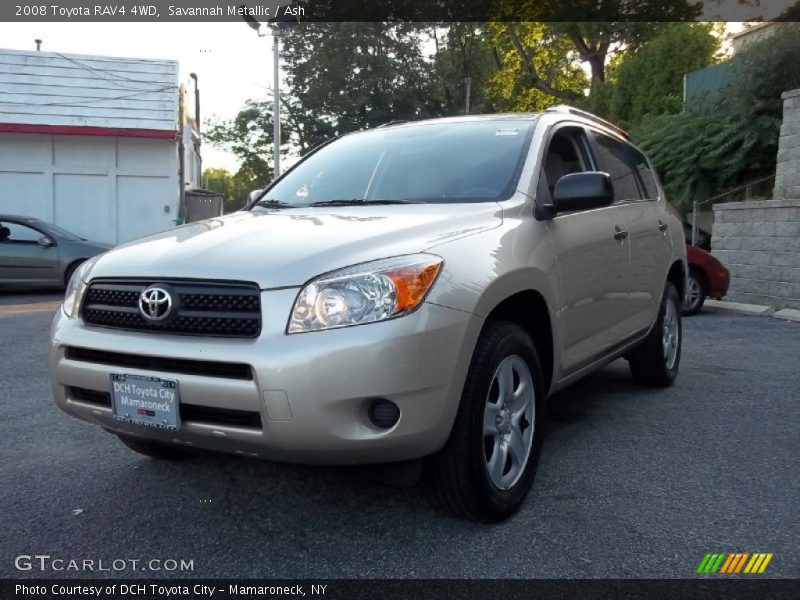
[254,199,294,209]
[307,199,420,207]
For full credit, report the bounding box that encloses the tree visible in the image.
[202,167,260,213]
[636,24,800,212]
[607,23,721,128]
[204,98,276,186]
[486,1,703,106]
[429,23,498,115]
[484,22,587,112]
[279,22,436,150]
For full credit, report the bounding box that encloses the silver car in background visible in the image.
[50,107,687,521]
[0,215,109,288]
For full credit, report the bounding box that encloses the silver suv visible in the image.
[50,107,686,521]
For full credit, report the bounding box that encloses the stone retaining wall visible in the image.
[712,199,800,309]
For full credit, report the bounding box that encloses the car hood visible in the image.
[88,204,502,288]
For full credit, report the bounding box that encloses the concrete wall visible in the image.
[711,88,800,310]
[712,200,800,309]
[773,89,800,201]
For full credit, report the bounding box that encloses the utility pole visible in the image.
[240,8,284,179]
[189,73,201,186]
[272,31,281,177]
[465,77,471,115]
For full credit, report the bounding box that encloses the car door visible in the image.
[0,220,61,285]
[587,131,672,334]
[539,125,633,374]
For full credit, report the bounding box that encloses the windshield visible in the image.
[36,221,81,241]
[256,120,534,207]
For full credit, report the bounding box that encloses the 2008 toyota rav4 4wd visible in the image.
[51,106,686,521]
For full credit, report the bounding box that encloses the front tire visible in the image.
[683,269,706,316]
[628,282,682,387]
[117,434,197,460]
[428,321,544,522]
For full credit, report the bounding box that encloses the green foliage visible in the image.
[607,23,721,128]
[279,22,436,149]
[429,24,497,115]
[635,24,800,212]
[203,98,275,189]
[484,22,587,112]
[202,167,261,213]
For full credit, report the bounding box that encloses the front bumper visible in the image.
[50,288,481,465]
[709,268,731,300]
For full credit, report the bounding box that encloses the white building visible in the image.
[0,48,200,245]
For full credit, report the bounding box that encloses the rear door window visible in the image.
[627,145,659,200]
[588,131,642,202]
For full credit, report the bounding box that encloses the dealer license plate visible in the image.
[110,373,180,430]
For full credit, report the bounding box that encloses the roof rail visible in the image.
[376,119,409,128]
[545,105,630,139]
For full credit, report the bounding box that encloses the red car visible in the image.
[684,245,730,315]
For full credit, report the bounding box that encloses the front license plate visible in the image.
[110,373,180,430]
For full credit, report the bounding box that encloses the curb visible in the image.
[704,300,800,322]
[773,308,800,323]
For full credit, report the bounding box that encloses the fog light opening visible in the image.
[367,398,400,429]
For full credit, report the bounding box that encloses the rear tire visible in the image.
[117,434,196,460]
[628,282,682,387]
[683,269,706,316]
[428,321,544,522]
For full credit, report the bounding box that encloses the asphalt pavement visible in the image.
[1,292,798,579]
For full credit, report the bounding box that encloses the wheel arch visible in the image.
[667,260,687,306]
[482,289,555,395]
[63,258,88,287]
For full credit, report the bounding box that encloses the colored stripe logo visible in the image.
[697,552,773,574]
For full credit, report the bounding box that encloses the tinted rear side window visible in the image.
[589,132,642,202]
[628,146,659,200]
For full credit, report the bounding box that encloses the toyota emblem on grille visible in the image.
[139,287,173,321]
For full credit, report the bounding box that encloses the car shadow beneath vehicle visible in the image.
[544,359,641,434]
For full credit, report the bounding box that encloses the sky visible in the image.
[0,15,775,174]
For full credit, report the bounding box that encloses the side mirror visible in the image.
[551,172,614,213]
[247,189,265,204]
[38,236,55,247]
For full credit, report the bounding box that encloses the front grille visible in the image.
[82,280,262,337]
[65,346,253,380]
[69,387,262,430]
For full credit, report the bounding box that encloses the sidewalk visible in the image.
[704,299,800,323]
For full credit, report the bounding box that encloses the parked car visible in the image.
[0,215,109,289]
[50,107,687,522]
[682,222,712,251]
[684,245,730,315]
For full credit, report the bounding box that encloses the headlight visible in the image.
[63,256,101,318]
[288,254,443,333]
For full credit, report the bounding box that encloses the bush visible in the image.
[634,24,800,212]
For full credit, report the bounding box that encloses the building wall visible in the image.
[0,132,179,244]
[730,23,784,55]
[0,49,178,131]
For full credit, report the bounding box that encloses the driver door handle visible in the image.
[613,226,629,241]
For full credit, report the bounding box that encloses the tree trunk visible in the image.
[588,53,606,91]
